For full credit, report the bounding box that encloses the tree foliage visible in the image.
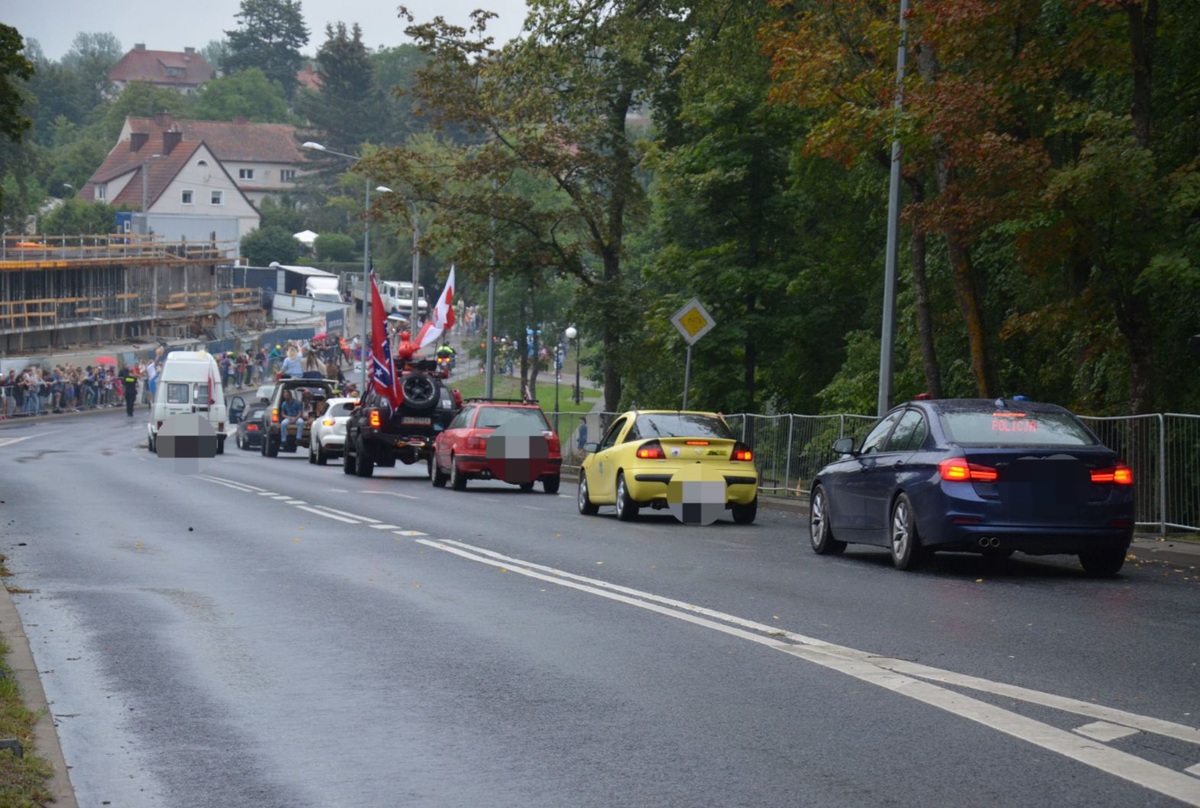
[241,225,302,266]
[296,23,383,149]
[191,68,292,122]
[224,0,309,98]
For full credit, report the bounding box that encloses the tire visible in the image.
[450,455,467,490]
[342,443,355,475]
[1079,547,1127,577]
[236,433,244,451]
[354,438,374,478]
[401,374,438,411]
[890,493,924,571]
[260,435,267,456]
[149,434,157,454]
[519,481,535,492]
[577,471,599,515]
[265,435,279,458]
[731,497,758,525]
[315,439,328,466]
[308,441,317,464]
[809,485,847,555]
[543,476,561,495]
[615,472,639,522]
[429,454,448,488]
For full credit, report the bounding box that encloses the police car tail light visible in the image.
[731,443,754,462]
[637,441,665,460]
[1091,463,1134,485]
[939,458,998,482]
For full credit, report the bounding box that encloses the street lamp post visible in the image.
[565,325,579,404]
[302,141,380,394]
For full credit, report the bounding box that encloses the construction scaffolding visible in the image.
[0,234,265,354]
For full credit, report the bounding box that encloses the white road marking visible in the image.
[370,524,400,530]
[0,432,53,448]
[365,491,419,500]
[196,475,260,494]
[294,506,359,524]
[1076,721,1141,742]
[201,476,270,492]
[394,530,426,536]
[418,538,1200,806]
[1186,764,1200,778]
[271,495,292,501]
[318,506,380,523]
[257,491,278,497]
[284,499,306,505]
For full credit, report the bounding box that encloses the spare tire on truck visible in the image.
[401,373,438,411]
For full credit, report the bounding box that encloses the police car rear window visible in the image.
[938,410,1097,446]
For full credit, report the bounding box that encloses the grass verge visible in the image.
[0,554,55,808]
[447,372,601,418]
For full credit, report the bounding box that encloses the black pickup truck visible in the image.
[342,360,460,477]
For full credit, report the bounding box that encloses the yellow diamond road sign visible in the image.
[671,298,715,345]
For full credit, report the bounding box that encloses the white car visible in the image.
[309,396,359,465]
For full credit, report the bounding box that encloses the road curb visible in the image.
[0,581,77,806]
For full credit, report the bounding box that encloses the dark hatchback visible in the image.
[808,398,1135,575]
[235,407,267,451]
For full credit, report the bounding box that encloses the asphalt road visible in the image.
[4,411,1200,807]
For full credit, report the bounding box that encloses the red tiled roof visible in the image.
[79,138,205,209]
[125,115,304,164]
[108,46,215,87]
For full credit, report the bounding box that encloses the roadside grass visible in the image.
[447,372,601,419]
[0,555,54,808]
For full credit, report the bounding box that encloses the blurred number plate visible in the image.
[401,417,432,426]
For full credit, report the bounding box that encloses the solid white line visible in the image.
[365,491,419,500]
[394,530,426,536]
[418,539,1200,806]
[197,476,259,494]
[294,506,359,524]
[200,475,269,492]
[0,432,53,448]
[316,506,380,523]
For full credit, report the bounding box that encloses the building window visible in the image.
[197,159,208,167]
[210,190,224,206]
[239,168,254,180]
[281,169,296,182]
[182,190,194,204]
[95,186,106,200]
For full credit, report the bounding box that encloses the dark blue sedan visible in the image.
[808,398,1135,575]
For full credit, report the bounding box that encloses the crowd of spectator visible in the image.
[0,336,358,420]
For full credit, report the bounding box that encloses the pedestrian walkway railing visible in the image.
[548,408,1200,534]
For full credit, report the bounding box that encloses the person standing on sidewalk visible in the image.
[121,366,138,417]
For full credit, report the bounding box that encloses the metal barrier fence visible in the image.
[549,409,1200,534]
[1080,414,1200,534]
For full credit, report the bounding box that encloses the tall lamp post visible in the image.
[301,141,384,394]
[565,325,579,404]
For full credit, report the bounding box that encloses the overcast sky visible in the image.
[3,0,530,62]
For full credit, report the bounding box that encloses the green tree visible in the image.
[240,224,302,265]
[296,23,382,149]
[100,81,192,141]
[0,23,35,217]
[39,198,121,234]
[224,0,310,98]
[376,1,690,412]
[314,232,355,261]
[191,68,292,122]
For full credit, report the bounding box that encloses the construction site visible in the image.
[0,234,266,358]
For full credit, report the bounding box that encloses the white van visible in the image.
[147,351,228,454]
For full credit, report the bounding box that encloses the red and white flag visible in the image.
[416,266,456,349]
[369,269,403,408]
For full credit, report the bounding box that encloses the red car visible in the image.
[429,399,562,493]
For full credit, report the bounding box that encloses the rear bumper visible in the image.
[628,470,758,506]
[455,454,562,480]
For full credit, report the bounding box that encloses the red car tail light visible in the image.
[246,423,259,432]
[939,457,999,482]
[731,442,754,462]
[466,435,487,452]
[1091,463,1134,485]
[637,441,665,460]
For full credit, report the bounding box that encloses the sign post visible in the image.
[670,298,715,410]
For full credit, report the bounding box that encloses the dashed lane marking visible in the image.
[295,505,359,524]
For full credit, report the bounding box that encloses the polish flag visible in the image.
[416,266,456,349]
[369,269,403,408]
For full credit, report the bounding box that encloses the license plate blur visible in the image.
[401,417,432,426]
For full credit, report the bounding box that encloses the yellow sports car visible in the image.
[577,410,759,524]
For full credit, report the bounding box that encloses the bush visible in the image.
[241,225,302,266]
[315,233,356,262]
